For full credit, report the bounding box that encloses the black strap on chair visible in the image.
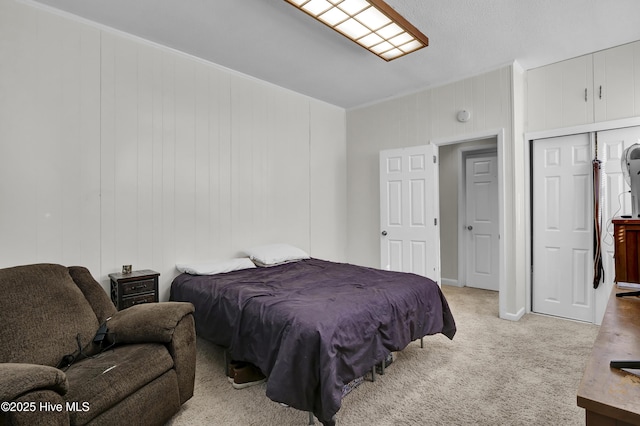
[56,321,114,371]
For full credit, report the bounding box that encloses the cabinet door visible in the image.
[593,41,640,122]
[528,54,594,132]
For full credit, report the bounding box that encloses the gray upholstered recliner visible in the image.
[0,263,196,425]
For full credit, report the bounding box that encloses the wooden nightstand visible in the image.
[108,269,159,310]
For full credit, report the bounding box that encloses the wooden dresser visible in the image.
[613,218,640,286]
[577,285,640,425]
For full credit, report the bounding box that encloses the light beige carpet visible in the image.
[167,285,599,425]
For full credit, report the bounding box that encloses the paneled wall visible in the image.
[0,0,347,299]
[346,68,514,266]
[0,1,102,272]
[346,66,526,319]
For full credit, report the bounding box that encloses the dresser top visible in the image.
[577,285,640,423]
[108,269,159,281]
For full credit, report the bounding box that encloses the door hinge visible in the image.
[433,155,437,164]
[434,218,438,226]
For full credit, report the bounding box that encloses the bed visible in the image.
[170,254,456,425]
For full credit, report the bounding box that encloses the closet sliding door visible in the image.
[532,133,594,322]
[531,126,640,324]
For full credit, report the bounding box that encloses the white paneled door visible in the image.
[465,154,499,291]
[380,146,440,283]
[532,134,594,322]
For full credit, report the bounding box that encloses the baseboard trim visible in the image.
[441,278,461,287]
[501,307,525,321]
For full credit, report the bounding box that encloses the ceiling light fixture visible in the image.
[284,0,429,61]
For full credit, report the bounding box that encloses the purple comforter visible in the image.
[170,258,456,424]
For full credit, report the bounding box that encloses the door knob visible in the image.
[381,230,388,236]
[467,226,473,231]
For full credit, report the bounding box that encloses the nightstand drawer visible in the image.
[121,279,155,295]
[121,293,156,309]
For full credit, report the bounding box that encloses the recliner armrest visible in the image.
[0,363,68,401]
[105,302,195,345]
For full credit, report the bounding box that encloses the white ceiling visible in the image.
[31,0,640,109]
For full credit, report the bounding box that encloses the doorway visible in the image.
[433,129,508,319]
[438,138,499,291]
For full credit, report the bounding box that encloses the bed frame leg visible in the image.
[420,337,424,348]
[308,412,315,425]
[371,366,376,382]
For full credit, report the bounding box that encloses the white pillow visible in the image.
[176,258,256,275]
[243,243,310,267]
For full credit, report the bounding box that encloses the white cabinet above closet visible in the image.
[528,54,593,130]
[593,42,640,122]
[528,41,640,132]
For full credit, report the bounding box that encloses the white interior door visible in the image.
[532,134,594,322]
[464,153,499,291]
[380,145,440,283]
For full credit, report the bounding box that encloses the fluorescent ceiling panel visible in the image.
[285,0,429,61]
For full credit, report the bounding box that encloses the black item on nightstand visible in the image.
[109,269,159,310]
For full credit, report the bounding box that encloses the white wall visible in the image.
[0,0,347,300]
[346,66,527,319]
